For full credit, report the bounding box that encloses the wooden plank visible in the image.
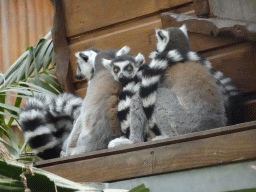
[69,18,162,83]
[51,0,74,93]
[62,0,192,37]
[188,32,240,53]
[243,100,256,122]
[209,0,256,23]
[35,121,256,183]
[193,0,210,17]
[202,42,256,93]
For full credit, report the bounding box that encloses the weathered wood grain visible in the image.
[62,0,193,37]
[35,121,256,183]
[193,0,210,17]
[51,0,74,92]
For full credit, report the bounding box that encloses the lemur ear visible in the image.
[75,52,80,58]
[116,46,130,57]
[155,29,168,43]
[179,24,188,38]
[79,52,89,62]
[135,53,145,67]
[149,51,158,59]
[102,58,112,69]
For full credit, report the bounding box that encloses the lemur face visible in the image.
[111,59,137,83]
[155,24,189,53]
[102,46,145,85]
[74,49,98,80]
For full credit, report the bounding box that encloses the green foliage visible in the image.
[0,31,63,159]
[129,184,150,192]
[0,160,149,191]
[0,159,101,191]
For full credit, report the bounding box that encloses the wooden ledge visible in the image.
[35,121,256,183]
[161,12,256,41]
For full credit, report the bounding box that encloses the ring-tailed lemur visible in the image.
[102,49,145,139]
[64,48,134,156]
[19,92,83,159]
[140,25,242,132]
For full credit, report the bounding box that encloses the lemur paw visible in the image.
[152,135,169,141]
[108,137,133,148]
[60,151,68,157]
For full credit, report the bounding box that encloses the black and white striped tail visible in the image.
[117,70,142,138]
[19,93,83,159]
[19,94,60,159]
[48,92,83,121]
[140,49,192,135]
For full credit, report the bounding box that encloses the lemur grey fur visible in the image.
[64,48,131,156]
[141,25,241,132]
[102,48,145,138]
[106,26,230,147]
[19,92,83,159]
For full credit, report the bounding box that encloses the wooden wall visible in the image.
[52,0,194,95]
[0,0,53,73]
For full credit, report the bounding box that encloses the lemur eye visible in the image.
[127,67,132,71]
[114,67,119,73]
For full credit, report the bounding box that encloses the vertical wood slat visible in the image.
[0,0,53,73]
[50,0,74,93]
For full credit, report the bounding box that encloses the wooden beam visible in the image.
[50,0,74,92]
[62,0,193,38]
[35,121,256,183]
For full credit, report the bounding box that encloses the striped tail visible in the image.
[140,49,190,136]
[19,93,83,159]
[19,94,62,159]
[172,49,243,125]
[185,51,243,108]
[117,71,142,138]
[48,92,83,121]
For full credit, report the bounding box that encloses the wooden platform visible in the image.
[35,121,256,183]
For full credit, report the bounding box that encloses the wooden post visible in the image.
[50,0,74,93]
[193,0,210,17]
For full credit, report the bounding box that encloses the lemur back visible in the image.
[141,25,241,133]
[19,92,83,159]
[65,49,127,155]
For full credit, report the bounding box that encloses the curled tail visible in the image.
[19,93,83,159]
[117,70,142,138]
[19,94,61,159]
